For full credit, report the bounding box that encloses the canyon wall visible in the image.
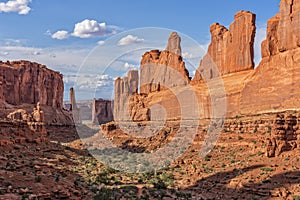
[114,0,300,122]
[0,60,63,108]
[0,60,72,125]
[240,0,300,115]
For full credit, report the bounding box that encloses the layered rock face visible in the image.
[140,32,190,94]
[114,70,139,121]
[262,0,300,57]
[266,113,300,157]
[241,0,300,115]
[193,11,256,82]
[92,98,113,125]
[0,60,63,108]
[0,60,73,125]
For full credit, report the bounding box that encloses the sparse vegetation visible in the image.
[260,167,274,172]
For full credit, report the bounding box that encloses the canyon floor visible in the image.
[0,121,299,200]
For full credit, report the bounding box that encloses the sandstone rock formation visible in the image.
[7,109,31,122]
[7,102,47,135]
[128,94,150,122]
[110,2,300,157]
[266,113,299,157]
[0,60,63,108]
[91,98,113,125]
[32,102,44,122]
[192,11,256,82]
[262,0,300,58]
[114,70,139,121]
[240,1,300,115]
[69,87,82,124]
[0,60,73,125]
[166,32,182,55]
[140,32,190,94]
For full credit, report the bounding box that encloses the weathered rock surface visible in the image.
[69,87,82,124]
[0,60,63,108]
[114,70,139,121]
[140,32,190,94]
[266,113,299,157]
[0,60,72,125]
[128,94,150,122]
[262,0,300,57]
[240,1,300,114]
[193,11,256,82]
[92,98,113,125]
[166,32,182,55]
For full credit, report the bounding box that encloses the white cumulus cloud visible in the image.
[118,35,144,46]
[72,19,115,38]
[51,30,69,40]
[0,0,32,15]
[123,62,138,70]
[97,40,105,46]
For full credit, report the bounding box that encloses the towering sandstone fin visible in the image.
[262,0,300,57]
[241,0,300,115]
[114,70,139,121]
[140,32,190,94]
[166,32,182,55]
[192,11,256,82]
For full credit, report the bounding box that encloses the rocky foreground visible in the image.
[0,120,299,199]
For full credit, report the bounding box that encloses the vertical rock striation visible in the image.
[92,98,113,125]
[192,11,256,82]
[114,70,139,121]
[0,60,64,108]
[262,0,300,57]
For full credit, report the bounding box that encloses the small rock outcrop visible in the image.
[7,102,47,135]
[32,102,44,122]
[266,113,299,157]
[7,109,31,122]
[140,32,190,94]
[192,11,256,82]
[91,98,113,125]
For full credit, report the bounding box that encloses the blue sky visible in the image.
[0,0,280,100]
